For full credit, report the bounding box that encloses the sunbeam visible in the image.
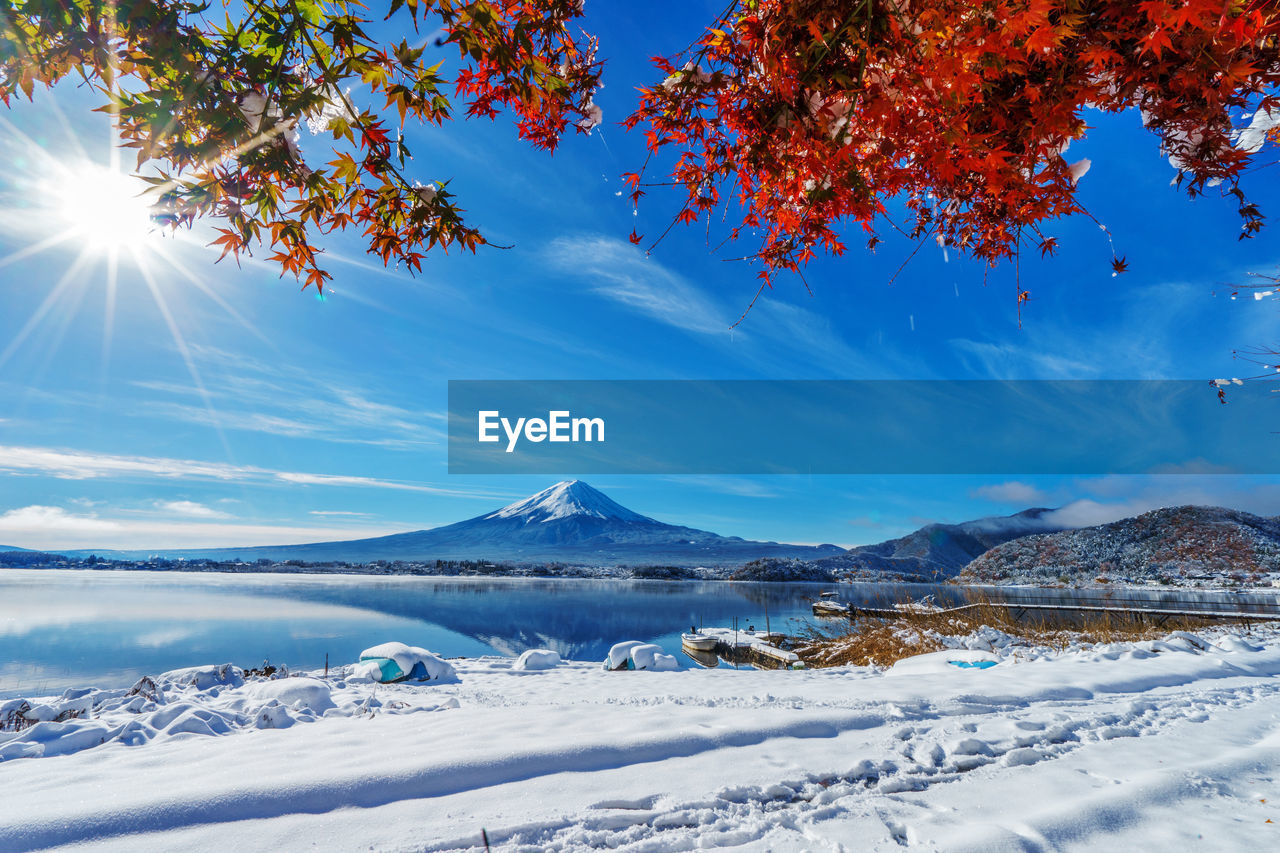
[153,249,275,350]
[134,254,237,464]
[0,253,93,372]
[0,107,281,412]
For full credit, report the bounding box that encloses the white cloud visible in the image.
[947,275,1276,382]
[545,235,922,379]
[274,472,450,493]
[742,296,922,378]
[545,235,730,334]
[0,444,491,497]
[1041,499,1156,529]
[0,504,404,551]
[155,500,231,519]
[971,481,1049,505]
[129,345,444,449]
[948,338,1099,380]
[0,444,248,481]
[663,476,780,498]
[0,505,119,535]
[1038,475,1280,529]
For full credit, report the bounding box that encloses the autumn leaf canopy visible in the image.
[1,0,1277,289]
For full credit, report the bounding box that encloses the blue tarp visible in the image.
[359,657,406,682]
[948,660,998,669]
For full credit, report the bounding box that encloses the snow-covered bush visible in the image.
[245,678,336,714]
[159,664,244,691]
[514,649,562,671]
[630,644,679,671]
[603,641,678,671]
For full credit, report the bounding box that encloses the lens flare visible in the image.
[47,162,160,254]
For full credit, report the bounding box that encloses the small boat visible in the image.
[893,595,944,615]
[681,632,718,651]
[812,600,851,618]
[819,591,839,599]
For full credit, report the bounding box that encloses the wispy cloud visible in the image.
[947,278,1259,380]
[545,235,731,334]
[273,471,450,492]
[154,500,231,519]
[0,444,491,497]
[1034,475,1280,529]
[546,234,923,378]
[971,481,1050,504]
[742,296,922,378]
[0,506,118,536]
[948,339,1100,380]
[130,344,444,449]
[0,504,405,551]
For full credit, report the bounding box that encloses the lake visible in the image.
[2,569,1276,697]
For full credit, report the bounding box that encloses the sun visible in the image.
[45,161,163,255]
[0,117,266,409]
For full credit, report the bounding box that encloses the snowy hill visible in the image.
[960,505,1280,587]
[103,481,844,566]
[814,507,1074,581]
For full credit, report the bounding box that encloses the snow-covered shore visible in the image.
[3,625,1280,851]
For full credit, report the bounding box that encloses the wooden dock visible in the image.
[812,597,1280,626]
[684,628,803,670]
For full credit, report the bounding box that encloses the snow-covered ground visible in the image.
[3,625,1280,851]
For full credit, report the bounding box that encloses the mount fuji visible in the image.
[114,481,845,566]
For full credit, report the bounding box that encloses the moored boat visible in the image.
[893,595,944,615]
[812,600,851,618]
[681,632,718,651]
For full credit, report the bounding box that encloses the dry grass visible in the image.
[792,595,1240,669]
[792,620,942,668]
[0,700,84,733]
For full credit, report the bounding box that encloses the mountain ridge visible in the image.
[55,481,845,566]
[813,506,1075,581]
[960,505,1280,586]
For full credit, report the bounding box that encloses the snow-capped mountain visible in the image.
[961,505,1280,586]
[118,481,844,566]
[483,480,653,524]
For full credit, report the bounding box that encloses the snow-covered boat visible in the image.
[681,632,718,651]
[812,600,851,618]
[893,596,944,615]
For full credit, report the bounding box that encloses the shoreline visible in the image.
[5,563,1280,597]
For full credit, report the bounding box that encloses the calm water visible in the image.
[2,569,1275,697]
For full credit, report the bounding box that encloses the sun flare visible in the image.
[0,112,265,425]
[46,161,161,255]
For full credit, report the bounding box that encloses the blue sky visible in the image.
[1,3,1279,552]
